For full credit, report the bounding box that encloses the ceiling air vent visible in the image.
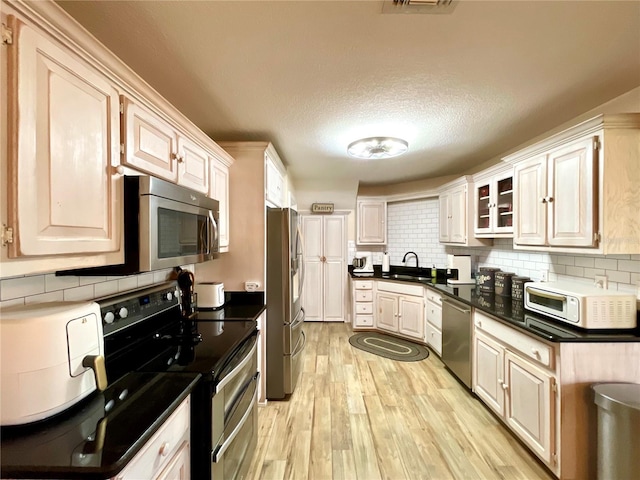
[382,0,458,15]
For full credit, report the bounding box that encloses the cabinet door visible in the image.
[547,137,597,247]
[177,137,208,193]
[265,156,285,207]
[323,216,346,322]
[357,200,387,244]
[210,159,229,250]
[398,295,424,340]
[474,180,492,235]
[8,18,121,257]
[376,293,398,332]
[155,441,190,480]
[473,331,505,417]
[514,156,547,246]
[438,192,450,242]
[301,216,324,322]
[494,171,514,234]
[503,351,555,465]
[121,96,178,182]
[449,186,467,243]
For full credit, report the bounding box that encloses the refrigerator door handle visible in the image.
[296,225,305,296]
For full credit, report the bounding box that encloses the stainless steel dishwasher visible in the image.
[441,297,472,389]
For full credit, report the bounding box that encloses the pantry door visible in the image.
[301,213,347,322]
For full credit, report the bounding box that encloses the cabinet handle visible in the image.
[531,348,540,357]
[173,153,184,163]
[501,383,509,391]
[545,196,553,203]
[159,441,171,457]
[539,197,547,204]
[113,165,125,175]
[475,320,482,327]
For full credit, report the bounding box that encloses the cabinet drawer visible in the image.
[353,280,373,290]
[426,323,442,356]
[355,303,373,314]
[355,315,374,327]
[116,396,190,479]
[474,311,554,369]
[426,288,442,304]
[355,290,373,302]
[426,300,442,329]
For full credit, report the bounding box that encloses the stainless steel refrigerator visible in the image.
[266,207,306,399]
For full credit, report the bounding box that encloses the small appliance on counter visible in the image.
[195,282,225,309]
[0,301,106,426]
[353,251,374,275]
[446,254,474,284]
[382,252,390,273]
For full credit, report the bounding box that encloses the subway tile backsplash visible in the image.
[357,197,640,296]
[0,265,195,308]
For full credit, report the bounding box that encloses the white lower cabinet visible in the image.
[375,281,425,342]
[351,279,374,328]
[114,396,190,480]
[426,289,443,356]
[473,312,557,473]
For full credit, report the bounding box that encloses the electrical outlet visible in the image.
[244,281,260,292]
[541,269,549,282]
[594,274,608,289]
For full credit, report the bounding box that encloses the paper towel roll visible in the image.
[382,253,390,273]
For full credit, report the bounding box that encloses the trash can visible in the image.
[592,383,640,480]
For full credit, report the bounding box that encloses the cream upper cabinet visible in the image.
[5,15,122,261]
[121,96,208,194]
[439,177,490,247]
[506,114,640,254]
[357,198,387,245]
[176,136,208,194]
[120,96,179,182]
[514,136,596,248]
[209,150,233,252]
[473,165,514,238]
[265,147,286,208]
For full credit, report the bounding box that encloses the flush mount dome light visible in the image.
[347,137,409,159]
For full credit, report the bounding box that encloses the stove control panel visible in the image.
[98,282,180,336]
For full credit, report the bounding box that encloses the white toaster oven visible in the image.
[524,281,637,329]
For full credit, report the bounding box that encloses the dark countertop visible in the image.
[349,266,640,343]
[0,372,201,479]
[196,291,266,321]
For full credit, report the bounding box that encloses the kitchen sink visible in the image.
[386,274,431,282]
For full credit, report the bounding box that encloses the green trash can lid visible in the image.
[592,383,640,413]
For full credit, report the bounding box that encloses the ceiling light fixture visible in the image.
[347,137,409,159]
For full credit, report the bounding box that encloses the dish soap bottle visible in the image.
[431,264,437,283]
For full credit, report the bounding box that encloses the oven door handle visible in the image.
[525,286,566,302]
[212,372,259,464]
[215,334,258,394]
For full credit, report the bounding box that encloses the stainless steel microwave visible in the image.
[59,175,219,276]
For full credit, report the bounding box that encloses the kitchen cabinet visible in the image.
[506,113,640,254]
[3,14,122,262]
[472,309,640,479]
[121,96,209,194]
[375,281,425,342]
[265,147,287,208]
[425,289,443,356]
[301,213,347,322]
[473,311,557,471]
[356,197,387,245]
[209,152,232,252]
[351,279,374,328]
[473,164,514,237]
[115,395,190,480]
[439,177,490,246]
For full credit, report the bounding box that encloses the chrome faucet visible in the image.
[402,251,419,268]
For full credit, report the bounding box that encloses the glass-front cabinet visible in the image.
[474,166,514,237]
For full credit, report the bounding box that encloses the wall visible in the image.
[0,266,193,308]
[376,197,640,297]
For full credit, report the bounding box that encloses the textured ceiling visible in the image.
[56,0,640,191]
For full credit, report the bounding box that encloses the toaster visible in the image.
[195,282,225,309]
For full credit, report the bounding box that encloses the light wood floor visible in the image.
[248,322,555,480]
